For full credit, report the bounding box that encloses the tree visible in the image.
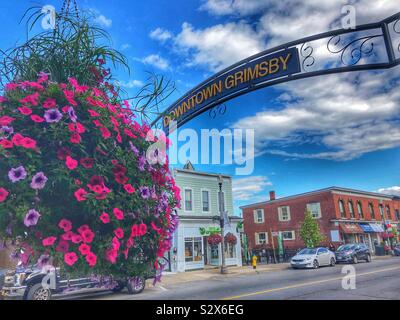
[299,210,324,248]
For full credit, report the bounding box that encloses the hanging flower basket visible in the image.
[224,232,237,245]
[0,73,180,280]
[207,234,222,246]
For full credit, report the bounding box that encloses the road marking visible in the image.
[158,285,168,291]
[222,266,400,300]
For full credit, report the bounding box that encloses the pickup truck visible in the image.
[0,264,153,300]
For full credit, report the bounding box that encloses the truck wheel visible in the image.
[112,280,125,293]
[26,283,52,300]
[127,277,145,295]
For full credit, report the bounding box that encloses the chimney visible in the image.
[269,190,276,201]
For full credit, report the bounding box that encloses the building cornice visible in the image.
[239,186,395,210]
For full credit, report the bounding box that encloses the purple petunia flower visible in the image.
[8,166,27,183]
[44,108,63,123]
[129,141,139,156]
[24,209,41,227]
[30,172,48,190]
[138,155,146,171]
[37,254,51,268]
[139,186,151,199]
[0,126,13,139]
[67,107,77,123]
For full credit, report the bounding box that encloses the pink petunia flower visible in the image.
[123,184,135,194]
[31,114,45,123]
[18,106,32,116]
[113,208,124,220]
[65,156,78,170]
[0,188,9,202]
[64,252,78,266]
[58,219,72,232]
[74,188,88,202]
[100,212,110,224]
[114,228,124,239]
[78,243,91,256]
[42,236,57,246]
[86,252,97,267]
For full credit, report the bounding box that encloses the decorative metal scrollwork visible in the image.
[327,34,382,66]
[300,42,315,70]
[208,104,227,119]
[394,18,400,53]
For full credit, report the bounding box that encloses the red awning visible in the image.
[339,223,364,234]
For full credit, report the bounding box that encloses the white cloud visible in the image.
[121,43,131,50]
[174,22,263,71]
[154,0,400,160]
[94,14,112,28]
[150,28,173,42]
[232,175,272,200]
[234,69,400,160]
[179,0,399,71]
[376,186,400,197]
[200,0,270,16]
[116,79,144,89]
[141,54,170,70]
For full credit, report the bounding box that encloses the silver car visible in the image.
[291,247,336,269]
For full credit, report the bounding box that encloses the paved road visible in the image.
[75,257,400,300]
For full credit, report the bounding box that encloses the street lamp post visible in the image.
[218,175,227,274]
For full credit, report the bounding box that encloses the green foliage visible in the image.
[0,6,128,89]
[299,209,325,248]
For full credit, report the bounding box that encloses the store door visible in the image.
[210,244,220,265]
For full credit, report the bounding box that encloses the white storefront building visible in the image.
[169,163,242,272]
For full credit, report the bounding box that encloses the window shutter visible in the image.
[278,207,282,221]
[253,210,257,223]
[287,207,291,221]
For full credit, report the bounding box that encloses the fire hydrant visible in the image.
[252,255,258,269]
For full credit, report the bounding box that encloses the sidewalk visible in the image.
[157,263,290,287]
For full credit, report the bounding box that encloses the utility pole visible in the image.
[218,175,227,274]
[270,228,277,264]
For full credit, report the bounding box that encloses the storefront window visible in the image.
[202,190,210,212]
[348,200,355,218]
[224,243,236,259]
[357,201,364,219]
[369,203,375,219]
[184,189,193,211]
[379,204,384,219]
[386,205,392,220]
[185,237,202,262]
[339,200,345,218]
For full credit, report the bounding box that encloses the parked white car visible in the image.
[291,247,336,269]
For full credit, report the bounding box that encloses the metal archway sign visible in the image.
[152,12,400,135]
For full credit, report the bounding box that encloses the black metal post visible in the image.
[218,175,227,274]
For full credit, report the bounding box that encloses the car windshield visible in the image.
[298,248,317,255]
[337,244,356,251]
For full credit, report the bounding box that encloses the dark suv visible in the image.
[1,265,153,300]
[335,243,372,264]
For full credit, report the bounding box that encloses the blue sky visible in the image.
[0,0,399,215]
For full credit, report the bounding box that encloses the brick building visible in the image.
[241,187,400,253]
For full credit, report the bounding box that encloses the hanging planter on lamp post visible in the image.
[207,234,222,246]
[224,232,237,245]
